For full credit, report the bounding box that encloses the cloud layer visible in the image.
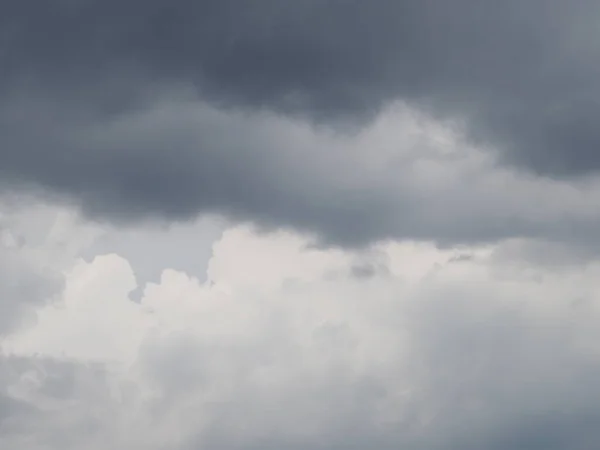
[1,205,600,449]
[3,4,600,449]
[5,98,600,247]
[2,0,600,245]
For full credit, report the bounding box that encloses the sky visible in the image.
[2,1,600,449]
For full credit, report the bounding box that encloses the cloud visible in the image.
[4,97,600,247]
[0,196,105,337]
[3,5,600,447]
[3,219,600,449]
[0,199,77,335]
[3,0,600,173]
[2,1,600,245]
[80,215,226,301]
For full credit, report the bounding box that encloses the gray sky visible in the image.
[2,0,600,246]
[2,2,600,449]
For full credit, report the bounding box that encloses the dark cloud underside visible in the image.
[1,0,600,243]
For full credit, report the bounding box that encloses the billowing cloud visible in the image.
[3,4,600,449]
[2,1,600,245]
[2,213,600,449]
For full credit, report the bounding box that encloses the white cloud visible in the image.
[2,208,600,449]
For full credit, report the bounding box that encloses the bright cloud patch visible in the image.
[1,210,600,449]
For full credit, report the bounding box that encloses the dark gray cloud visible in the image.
[2,0,598,168]
[1,0,600,245]
[5,95,600,248]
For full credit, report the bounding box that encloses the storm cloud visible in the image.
[2,0,600,243]
[4,4,600,448]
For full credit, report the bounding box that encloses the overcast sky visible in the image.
[2,1,600,449]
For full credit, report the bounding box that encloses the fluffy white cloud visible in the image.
[1,207,600,449]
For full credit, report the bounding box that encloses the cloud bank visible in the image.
[2,0,600,245]
[1,209,600,449]
[3,4,600,449]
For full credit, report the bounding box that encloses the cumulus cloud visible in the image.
[81,214,226,301]
[1,215,600,449]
